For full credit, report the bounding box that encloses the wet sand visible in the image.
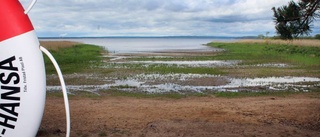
[38,94,320,137]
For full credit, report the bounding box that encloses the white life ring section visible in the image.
[0,0,70,137]
[0,31,46,137]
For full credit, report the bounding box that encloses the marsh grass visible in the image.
[211,42,269,59]
[107,63,225,75]
[43,43,104,74]
[264,44,320,57]
[208,42,320,67]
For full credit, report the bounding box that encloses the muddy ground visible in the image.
[37,94,320,137]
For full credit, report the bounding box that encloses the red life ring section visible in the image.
[0,0,46,136]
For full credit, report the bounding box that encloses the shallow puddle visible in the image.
[47,74,320,93]
[127,60,240,67]
[255,63,290,68]
[105,60,240,68]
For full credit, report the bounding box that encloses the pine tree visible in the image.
[272,0,320,39]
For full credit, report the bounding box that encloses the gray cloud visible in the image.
[20,0,315,37]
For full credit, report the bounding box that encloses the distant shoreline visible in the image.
[38,36,258,39]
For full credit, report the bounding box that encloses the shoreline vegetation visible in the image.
[41,39,320,98]
[209,40,320,67]
[41,41,105,74]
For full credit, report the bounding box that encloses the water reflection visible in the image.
[53,37,227,53]
[47,74,320,93]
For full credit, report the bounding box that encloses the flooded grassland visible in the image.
[43,40,320,96]
[39,40,320,137]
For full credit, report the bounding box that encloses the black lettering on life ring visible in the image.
[0,56,21,136]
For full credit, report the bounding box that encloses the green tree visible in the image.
[315,34,320,39]
[272,0,320,40]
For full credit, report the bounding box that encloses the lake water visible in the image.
[41,37,234,53]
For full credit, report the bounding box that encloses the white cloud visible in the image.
[19,0,317,37]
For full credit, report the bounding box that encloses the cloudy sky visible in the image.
[22,0,319,37]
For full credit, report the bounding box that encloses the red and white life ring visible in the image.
[0,1,70,136]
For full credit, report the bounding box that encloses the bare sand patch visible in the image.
[38,94,320,137]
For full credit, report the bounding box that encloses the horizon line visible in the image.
[39,35,259,39]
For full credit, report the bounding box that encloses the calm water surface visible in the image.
[42,37,234,53]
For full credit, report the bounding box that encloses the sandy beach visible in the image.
[38,94,320,137]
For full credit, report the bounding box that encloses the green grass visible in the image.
[209,42,268,59]
[265,44,320,66]
[208,42,320,67]
[44,44,104,74]
[106,63,225,75]
[265,44,320,57]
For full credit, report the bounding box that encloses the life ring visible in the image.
[0,1,70,136]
